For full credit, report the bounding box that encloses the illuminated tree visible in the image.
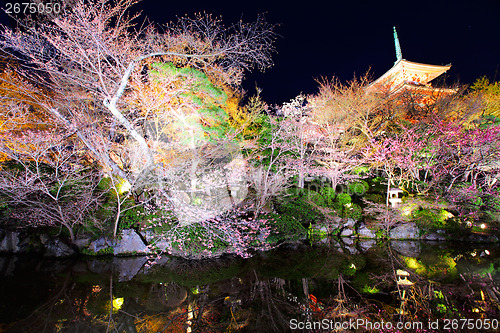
[470,76,500,119]
[305,77,383,190]
[0,0,276,229]
[0,0,276,186]
[0,129,103,241]
[129,62,248,226]
[307,75,389,147]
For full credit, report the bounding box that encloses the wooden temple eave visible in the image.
[390,82,458,97]
[365,59,452,93]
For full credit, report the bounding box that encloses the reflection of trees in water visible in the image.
[249,272,299,332]
[2,244,500,332]
[4,272,106,332]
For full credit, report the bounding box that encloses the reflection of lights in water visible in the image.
[113,297,124,311]
[107,297,124,313]
[480,223,487,229]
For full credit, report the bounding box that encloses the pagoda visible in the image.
[365,27,456,105]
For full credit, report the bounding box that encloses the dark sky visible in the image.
[2,0,500,104]
[137,0,500,104]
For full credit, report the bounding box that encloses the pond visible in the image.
[0,239,499,332]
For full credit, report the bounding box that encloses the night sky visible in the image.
[2,0,500,104]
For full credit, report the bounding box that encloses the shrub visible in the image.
[320,187,336,206]
[81,246,114,256]
[348,180,369,196]
[336,193,352,206]
[352,166,370,175]
[120,205,145,230]
[264,213,307,243]
[413,208,458,232]
[275,197,323,225]
[484,190,500,212]
[170,224,230,255]
[343,203,363,221]
[305,189,326,206]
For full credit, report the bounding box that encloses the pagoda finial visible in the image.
[393,26,402,63]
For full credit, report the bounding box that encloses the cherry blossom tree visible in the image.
[0,0,276,187]
[0,129,104,241]
[278,95,316,188]
[306,75,387,191]
[426,118,500,192]
[362,126,429,202]
[307,75,389,147]
[0,0,277,232]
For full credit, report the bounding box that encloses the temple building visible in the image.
[365,27,456,108]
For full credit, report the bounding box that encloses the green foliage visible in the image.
[170,224,229,255]
[451,182,484,208]
[305,189,326,206]
[353,271,380,294]
[97,176,112,192]
[413,208,462,233]
[368,177,387,194]
[275,196,323,226]
[143,211,178,235]
[230,92,267,141]
[120,206,145,230]
[253,113,272,145]
[81,247,114,256]
[364,193,384,204]
[405,252,458,283]
[150,62,231,143]
[328,192,362,220]
[336,193,352,206]
[348,180,369,196]
[320,187,336,206]
[352,166,370,175]
[484,192,500,212]
[361,285,380,294]
[375,229,386,239]
[307,224,327,240]
[0,201,11,222]
[471,76,500,95]
[343,203,363,221]
[413,209,443,229]
[470,76,500,118]
[250,114,291,169]
[265,213,307,243]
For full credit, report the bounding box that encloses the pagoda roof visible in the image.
[390,82,457,97]
[365,59,452,93]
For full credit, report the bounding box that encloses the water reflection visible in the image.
[0,240,499,332]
